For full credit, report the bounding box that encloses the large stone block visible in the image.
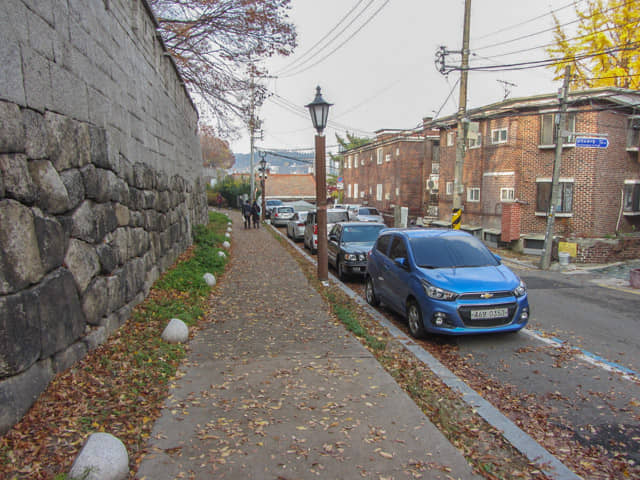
[0,359,53,436]
[65,238,100,294]
[45,112,77,171]
[35,269,85,358]
[0,101,25,153]
[81,165,120,203]
[81,275,109,326]
[22,46,53,113]
[33,207,66,273]
[23,108,48,159]
[0,288,41,377]
[0,200,45,294]
[0,39,25,106]
[28,159,71,214]
[60,168,85,210]
[53,341,87,374]
[0,153,36,204]
[70,200,118,243]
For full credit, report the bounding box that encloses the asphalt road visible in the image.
[279,225,640,468]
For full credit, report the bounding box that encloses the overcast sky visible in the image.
[230,0,579,155]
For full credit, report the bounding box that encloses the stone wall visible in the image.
[0,0,208,434]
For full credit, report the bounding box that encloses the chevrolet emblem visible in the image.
[480,293,494,299]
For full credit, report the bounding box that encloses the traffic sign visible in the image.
[575,137,609,148]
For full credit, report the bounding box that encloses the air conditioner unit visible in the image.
[427,175,439,192]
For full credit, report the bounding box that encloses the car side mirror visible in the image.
[394,257,409,270]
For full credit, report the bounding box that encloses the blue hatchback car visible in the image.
[365,228,529,337]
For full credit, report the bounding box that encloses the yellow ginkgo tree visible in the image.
[546,0,640,89]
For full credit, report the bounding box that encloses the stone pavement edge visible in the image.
[136,210,480,480]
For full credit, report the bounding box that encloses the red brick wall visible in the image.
[342,138,428,218]
[437,105,640,238]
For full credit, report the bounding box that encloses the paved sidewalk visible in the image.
[136,211,479,479]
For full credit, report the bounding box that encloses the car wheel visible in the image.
[407,299,427,339]
[337,258,346,281]
[365,276,380,307]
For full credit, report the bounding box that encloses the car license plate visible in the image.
[470,307,508,320]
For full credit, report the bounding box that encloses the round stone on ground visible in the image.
[161,318,189,344]
[69,432,128,480]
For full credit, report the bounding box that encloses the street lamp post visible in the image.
[306,86,333,282]
[259,152,267,222]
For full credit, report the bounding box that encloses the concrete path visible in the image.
[136,210,480,480]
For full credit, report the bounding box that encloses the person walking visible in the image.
[242,199,252,229]
[251,201,261,228]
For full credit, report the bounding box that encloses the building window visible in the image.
[354,154,359,169]
[396,148,400,156]
[446,181,453,195]
[623,181,640,213]
[376,184,383,201]
[395,187,400,197]
[354,183,359,199]
[447,131,455,147]
[468,122,481,148]
[491,128,508,144]
[500,188,515,201]
[361,156,365,166]
[536,180,573,213]
[627,117,640,150]
[467,187,480,202]
[376,148,383,165]
[540,112,576,146]
[385,153,391,162]
[347,156,352,169]
[347,184,352,198]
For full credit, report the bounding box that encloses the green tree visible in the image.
[546,0,640,89]
[213,176,251,207]
[150,0,297,136]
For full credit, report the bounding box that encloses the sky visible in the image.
[230,0,580,155]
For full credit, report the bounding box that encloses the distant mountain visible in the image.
[231,151,315,175]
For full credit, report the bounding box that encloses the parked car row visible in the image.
[272,200,530,339]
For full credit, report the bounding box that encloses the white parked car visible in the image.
[303,208,349,254]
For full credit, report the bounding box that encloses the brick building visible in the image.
[434,88,640,261]
[341,123,439,223]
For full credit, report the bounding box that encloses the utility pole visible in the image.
[540,65,571,270]
[452,0,472,229]
[249,74,256,204]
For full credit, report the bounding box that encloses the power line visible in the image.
[275,0,373,76]
[472,0,584,41]
[280,0,391,78]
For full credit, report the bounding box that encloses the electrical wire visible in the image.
[280,0,391,78]
[275,0,373,76]
[472,0,584,41]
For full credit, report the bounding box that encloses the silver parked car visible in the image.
[286,211,309,241]
[353,206,385,223]
[271,205,295,227]
[303,208,349,254]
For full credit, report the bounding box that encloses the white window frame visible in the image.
[353,183,359,200]
[500,187,515,201]
[376,148,383,165]
[347,155,352,169]
[447,131,455,147]
[491,128,508,144]
[385,153,391,163]
[467,187,480,202]
[446,181,453,195]
[396,148,400,156]
[376,184,383,201]
[347,184,352,198]
[395,187,400,197]
[354,154,359,169]
[468,122,481,149]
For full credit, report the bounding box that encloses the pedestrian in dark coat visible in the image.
[242,200,251,229]
[251,201,261,228]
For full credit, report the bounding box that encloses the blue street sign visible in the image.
[575,137,609,148]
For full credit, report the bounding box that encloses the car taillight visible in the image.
[297,222,304,227]
[313,225,318,234]
[274,213,279,217]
